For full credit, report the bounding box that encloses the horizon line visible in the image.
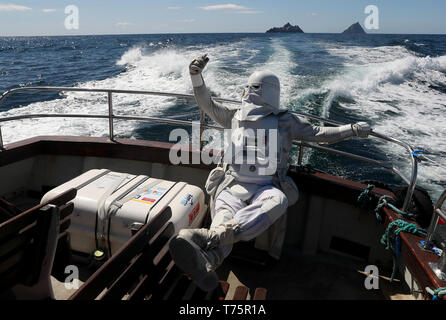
[1,31,446,37]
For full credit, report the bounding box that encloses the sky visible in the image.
[0,0,445,36]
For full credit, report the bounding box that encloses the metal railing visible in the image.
[0,86,419,211]
[425,190,446,248]
[424,189,446,280]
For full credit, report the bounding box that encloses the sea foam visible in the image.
[320,44,446,199]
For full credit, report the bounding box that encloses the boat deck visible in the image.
[220,242,413,300]
[1,136,441,300]
[10,194,410,300]
[46,242,413,300]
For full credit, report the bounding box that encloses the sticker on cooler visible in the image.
[179,193,199,226]
[188,202,200,226]
[180,193,194,207]
[132,186,167,205]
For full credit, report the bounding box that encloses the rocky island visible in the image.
[342,22,366,34]
[266,23,304,33]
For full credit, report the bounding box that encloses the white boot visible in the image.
[168,220,240,291]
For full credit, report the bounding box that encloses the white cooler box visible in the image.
[41,169,207,258]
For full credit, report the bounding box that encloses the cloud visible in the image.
[168,6,182,10]
[199,4,248,11]
[306,12,318,17]
[42,8,56,13]
[178,19,195,23]
[235,10,263,14]
[0,3,32,11]
[198,3,261,14]
[116,22,135,28]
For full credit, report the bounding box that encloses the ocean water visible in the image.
[0,33,445,200]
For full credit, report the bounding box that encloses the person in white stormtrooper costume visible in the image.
[169,54,372,291]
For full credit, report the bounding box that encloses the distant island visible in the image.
[266,21,367,34]
[266,23,304,33]
[342,22,366,34]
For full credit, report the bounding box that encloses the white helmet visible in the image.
[242,71,281,109]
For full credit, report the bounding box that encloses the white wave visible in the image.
[322,44,446,199]
[324,45,415,66]
[0,38,296,146]
[322,54,446,111]
[258,38,298,106]
[116,46,143,66]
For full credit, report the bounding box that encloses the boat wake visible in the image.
[312,44,446,199]
[0,37,298,144]
[0,36,444,199]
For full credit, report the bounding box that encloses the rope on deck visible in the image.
[375,195,416,222]
[357,184,415,222]
[381,219,427,282]
[357,184,375,209]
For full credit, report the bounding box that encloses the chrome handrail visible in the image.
[424,189,446,281]
[0,86,242,105]
[294,141,411,185]
[424,190,446,249]
[0,86,418,211]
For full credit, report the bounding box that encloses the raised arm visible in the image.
[285,113,371,144]
[189,55,237,128]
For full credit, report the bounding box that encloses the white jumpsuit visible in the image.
[192,77,358,258]
[212,183,288,259]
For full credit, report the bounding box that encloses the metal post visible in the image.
[433,250,446,281]
[107,92,114,141]
[371,131,418,212]
[402,155,418,212]
[0,125,3,149]
[424,190,446,250]
[298,142,304,165]
[426,194,446,280]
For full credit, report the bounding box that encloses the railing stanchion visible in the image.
[423,190,446,281]
[0,125,3,149]
[402,155,418,212]
[424,190,446,250]
[298,142,304,165]
[108,91,114,141]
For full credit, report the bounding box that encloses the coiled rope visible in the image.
[357,184,416,222]
[375,195,416,222]
[381,219,427,282]
[357,184,375,209]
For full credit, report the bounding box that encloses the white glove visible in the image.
[352,122,372,138]
[189,54,209,75]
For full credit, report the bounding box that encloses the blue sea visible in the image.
[0,33,445,200]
